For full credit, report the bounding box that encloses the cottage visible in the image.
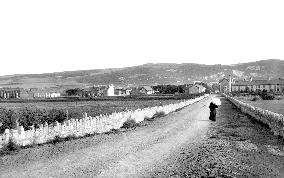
[105,84,114,96]
[20,88,35,99]
[90,84,115,97]
[33,88,61,98]
[195,84,206,93]
[0,88,20,99]
[139,86,155,95]
[114,87,127,96]
[125,88,132,95]
[82,87,99,97]
[187,84,206,94]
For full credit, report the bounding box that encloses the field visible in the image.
[0,99,186,120]
[236,98,284,115]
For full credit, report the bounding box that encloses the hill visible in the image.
[0,59,283,88]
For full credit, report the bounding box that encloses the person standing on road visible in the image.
[209,98,221,121]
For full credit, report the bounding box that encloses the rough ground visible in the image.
[1,96,284,178]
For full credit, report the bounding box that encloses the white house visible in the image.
[107,84,115,96]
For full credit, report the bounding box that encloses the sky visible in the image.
[0,0,284,76]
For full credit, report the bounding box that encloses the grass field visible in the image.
[0,99,186,120]
[237,98,284,115]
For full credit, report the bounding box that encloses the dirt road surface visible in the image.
[1,96,284,177]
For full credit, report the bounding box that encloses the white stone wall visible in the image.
[0,94,209,149]
[224,94,284,137]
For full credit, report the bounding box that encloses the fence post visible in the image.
[3,129,10,145]
[18,126,25,146]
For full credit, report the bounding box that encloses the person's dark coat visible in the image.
[209,102,218,121]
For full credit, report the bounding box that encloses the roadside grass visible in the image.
[121,119,140,129]
[241,100,284,115]
[0,140,20,156]
[50,135,78,145]
[145,111,166,121]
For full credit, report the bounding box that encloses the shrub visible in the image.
[145,116,154,121]
[18,107,48,130]
[50,135,65,144]
[0,107,17,134]
[121,119,139,129]
[64,134,77,141]
[0,139,20,155]
[260,93,275,100]
[17,107,67,130]
[144,111,166,121]
[251,96,262,101]
[47,108,67,124]
[49,134,77,145]
[153,111,166,118]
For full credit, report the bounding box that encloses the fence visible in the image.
[0,94,209,149]
[223,94,284,137]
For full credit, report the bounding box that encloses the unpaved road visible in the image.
[1,96,284,177]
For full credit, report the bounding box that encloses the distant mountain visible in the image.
[0,59,283,88]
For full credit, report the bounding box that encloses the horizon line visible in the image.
[0,59,282,78]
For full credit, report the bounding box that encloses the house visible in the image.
[218,78,231,93]
[83,84,115,97]
[20,88,34,99]
[231,78,284,92]
[114,87,127,96]
[33,88,61,98]
[114,87,133,96]
[195,84,206,93]
[187,84,206,94]
[82,87,99,97]
[105,84,114,96]
[125,88,132,95]
[139,86,155,95]
[187,85,199,94]
[0,88,20,99]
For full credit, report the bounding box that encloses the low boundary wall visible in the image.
[224,94,284,137]
[0,94,209,149]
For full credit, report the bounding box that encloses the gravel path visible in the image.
[1,96,284,178]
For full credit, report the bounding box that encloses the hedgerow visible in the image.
[0,107,67,133]
[0,107,17,134]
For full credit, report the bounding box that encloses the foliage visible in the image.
[47,108,67,124]
[49,134,77,145]
[121,119,139,129]
[211,83,219,92]
[0,107,17,134]
[0,139,20,155]
[252,91,275,100]
[259,93,275,100]
[145,111,166,121]
[0,107,67,133]
[152,85,186,94]
[153,111,166,118]
[251,96,262,101]
[65,88,83,96]
[18,107,47,130]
